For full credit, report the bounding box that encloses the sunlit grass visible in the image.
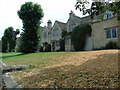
[1,50,119,88]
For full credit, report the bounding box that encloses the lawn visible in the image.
[1,52,72,68]
[1,50,119,88]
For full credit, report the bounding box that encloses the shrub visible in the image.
[39,46,43,52]
[93,46,105,50]
[45,43,51,52]
[71,24,92,51]
[60,39,65,51]
[105,41,118,49]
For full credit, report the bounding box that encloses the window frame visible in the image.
[106,28,117,39]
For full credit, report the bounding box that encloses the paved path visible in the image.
[0,60,5,89]
[0,59,30,89]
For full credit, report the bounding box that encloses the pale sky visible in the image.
[0,0,84,39]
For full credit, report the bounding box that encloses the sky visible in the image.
[0,0,84,39]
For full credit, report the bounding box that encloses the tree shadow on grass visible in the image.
[1,53,27,59]
[20,53,119,88]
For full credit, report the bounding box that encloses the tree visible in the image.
[2,27,20,52]
[75,0,120,20]
[17,2,44,53]
[76,0,120,48]
[2,36,7,52]
[71,24,92,51]
[44,42,51,52]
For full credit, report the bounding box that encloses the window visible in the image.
[53,29,59,37]
[104,11,113,19]
[106,28,117,39]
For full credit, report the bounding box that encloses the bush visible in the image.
[45,43,51,52]
[39,46,43,52]
[71,24,92,51]
[60,39,65,51]
[93,46,105,50]
[105,41,118,49]
[94,41,118,50]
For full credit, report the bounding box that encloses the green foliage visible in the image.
[62,31,67,38]
[16,29,20,35]
[2,27,19,52]
[17,2,44,53]
[94,41,118,50]
[39,46,43,52]
[60,39,65,51]
[60,30,67,51]
[93,46,105,50]
[44,43,51,52]
[76,1,120,20]
[105,41,118,49]
[2,36,7,52]
[71,24,92,51]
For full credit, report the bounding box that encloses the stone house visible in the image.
[65,11,92,51]
[50,20,66,51]
[41,11,119,52]
[91,11,120,49]
[41,20,52,50]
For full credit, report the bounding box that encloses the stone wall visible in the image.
[91,17,119,49]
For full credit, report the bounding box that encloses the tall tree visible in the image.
[17,2,44,53]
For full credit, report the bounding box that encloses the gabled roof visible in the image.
[81,16,91,24]
[55,20,66,31]
[67,12,81,24]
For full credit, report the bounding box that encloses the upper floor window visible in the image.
[53,29,59,37]
[106,28,117,39]
[104,11,113,19]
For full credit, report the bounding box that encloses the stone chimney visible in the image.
[69,10,75,17]
[47,20,52,29]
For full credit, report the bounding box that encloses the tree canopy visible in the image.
[17,2,44,53]
[75,0,120,20]
[2,27,20,52]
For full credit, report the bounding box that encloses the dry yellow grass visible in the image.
[11,50,119,88]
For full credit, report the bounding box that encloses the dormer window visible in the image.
[104,11,113,19]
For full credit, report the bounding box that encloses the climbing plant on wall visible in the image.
[71,24,92,51]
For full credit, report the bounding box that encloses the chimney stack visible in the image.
[69,10,75,17]
[47,20,52,29]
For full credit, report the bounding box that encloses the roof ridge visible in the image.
[56,20,66,24]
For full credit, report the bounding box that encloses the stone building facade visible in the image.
[51,21,66,51]
[41,11,119,52]
[41,20,52,50]
[92,16,120,49]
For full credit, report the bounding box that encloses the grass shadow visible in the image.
[19,53,119,88]
[1,53,27,59]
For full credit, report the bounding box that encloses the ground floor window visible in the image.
[106,28,117,39]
